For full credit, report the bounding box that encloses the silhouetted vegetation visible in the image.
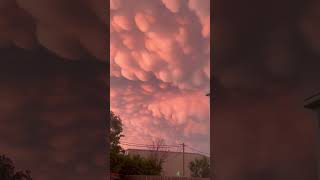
[110,111,125,155]
[110,111,162,176]
[189,156,210,178]
[0,155,33,180]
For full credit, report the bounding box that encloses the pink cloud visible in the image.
[134,12,156,32]
[110,0,123,10]
[111,78,210,153]
[111,0,210,91]
[188,0,210,38]
[111,0,210,154]
[161,0,181,13]
[113,15,132,31]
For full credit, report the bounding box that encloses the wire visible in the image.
[185,145,210,156]
[170,146,182,159]
[121,141,181,147]
[120,141,209,156]
[120,141,180,148]
[121,145,178,151]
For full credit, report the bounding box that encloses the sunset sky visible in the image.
[2,0,320,179]
[0,1,107,179]
[110,0,210,154]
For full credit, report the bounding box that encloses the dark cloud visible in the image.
[214,0,320,92]
[213,0,320,179]
[0,46,107,180]
[0,0,109,179]
[0,0,107,61]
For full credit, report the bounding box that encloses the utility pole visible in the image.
[182,143,185,177]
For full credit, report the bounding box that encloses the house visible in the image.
[126,149,209,177]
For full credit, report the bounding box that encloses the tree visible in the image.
[0,155,33,180]
[110,111,124,154]
[119,155,162,176]
[110,111,165,175]
[149,138,169,171]
[110,111,125,173]
[189,156,210,178]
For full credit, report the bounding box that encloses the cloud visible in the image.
[113,15,132,31]
[110,0,122,10]
[134,12,156,32]
[111,77,210,154]
[0,0,107,61]
[188,0,210,38]
[212,0,320,179]
[161,0,181,13]
[0,47,107,180]
[299,0,320,55]
[110,0,210,91]
[110,0,210,154]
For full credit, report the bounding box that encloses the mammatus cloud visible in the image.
[0,0,107,61]
[213,0,320,179]
[0,0,108,178]
[111,78,209,151]
[111,0,210,90]
[0,48,107,180]
[0,0,210,167]
[110,0,210,154]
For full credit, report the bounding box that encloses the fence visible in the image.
[123,175,209,180]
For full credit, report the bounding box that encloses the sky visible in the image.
[0,0,107,179]
[110,0,211,155]
[2,0,320,180]
[0,0,211,179]
[0,47,107,180]
[213,0,320,179]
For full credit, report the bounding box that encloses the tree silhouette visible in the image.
[110,111,163,176]
[149,138,169,169]
[189,156,210,178]
[0,155,33,180]
[110,111,124,154]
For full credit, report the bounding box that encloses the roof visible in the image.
[304,92,320,109]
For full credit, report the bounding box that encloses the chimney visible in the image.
[305,92,320,179]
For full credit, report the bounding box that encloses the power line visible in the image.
[120,141,180,148]
[170,146,182,159]
[121,143,179,151]
[121,141,209,156]
[121,143,178,148]
[120,141,209,177]
[122,141,181,147]
[121,145,175,150]
[185,145,210,156]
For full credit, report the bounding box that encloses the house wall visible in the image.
[127,149,209,177]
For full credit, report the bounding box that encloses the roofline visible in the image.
[304,92,320,109]
[126,148,210,157]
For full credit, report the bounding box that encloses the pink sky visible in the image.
[110,0,210,154]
